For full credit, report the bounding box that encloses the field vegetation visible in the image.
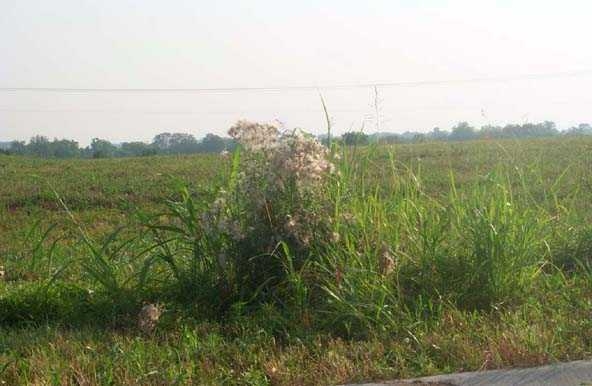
[1,126,592,385]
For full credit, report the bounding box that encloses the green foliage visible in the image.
[342,131,370,145]
[1,136,592,384]
[3,132,236,159]
[4,121,592,159]
[449,122,477,141]
[89,138,118,158]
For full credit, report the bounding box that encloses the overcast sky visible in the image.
[1,0,592,145]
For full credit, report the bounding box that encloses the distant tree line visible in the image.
[337,121,592,145]
[2,132,236,158]
[2,121,592,158]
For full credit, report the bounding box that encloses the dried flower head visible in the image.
[228,120,279,152]
[138,303,162,334]
[330,231,341,243]
[341,212,356,226]
[379,243,396,276]
[273,130,334,189]
[0,266,5,281]
[212,121,337,247]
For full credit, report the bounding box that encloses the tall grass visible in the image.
[4,127,590,340]
[3,135,592,384]
[76,126,583,339]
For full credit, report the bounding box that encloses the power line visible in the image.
[0,105,495,115]
[1,70,591,94]
[0,99,588,115]
[0,108,361,115]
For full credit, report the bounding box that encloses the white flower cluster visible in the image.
[228,120,334,190]
[216,120,336,246]
[285,213,313,246]
[202,189,245,241]
[228,120,279,152]
[273,130,335,189]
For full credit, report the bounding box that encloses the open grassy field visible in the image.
[1,136,592,385]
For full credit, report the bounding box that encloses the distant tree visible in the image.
[152,132,173,151]
[380,134,401,144]
[429,127,449,141]
[198,133,233,153]
[4,121,585,159]
[119,141,156,157]
[449,122,477,141]
[479,125,502,139]
[169,133,199,153]
[499,121,557,139]
[342,131,369,145]
[564,123,592,136]
[501,124,519,138]
[51,138,80,158]
[412,133,427,143]
[539,121,559,137]
[27,135,51,157]
[89,138,117,158]
[152,132,199,154]
[9,140,26,155]
[579,123,592,133]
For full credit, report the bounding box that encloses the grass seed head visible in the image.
[379,244,396,276]
[138,303,163,334]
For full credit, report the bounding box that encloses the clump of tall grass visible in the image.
[144,120,339,311]
[318,151,555,335]
[28,121,588,338]
[141,121,557,337]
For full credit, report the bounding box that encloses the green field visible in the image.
[1,137,592,385]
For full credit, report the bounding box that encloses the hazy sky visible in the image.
[1,0,592,144]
